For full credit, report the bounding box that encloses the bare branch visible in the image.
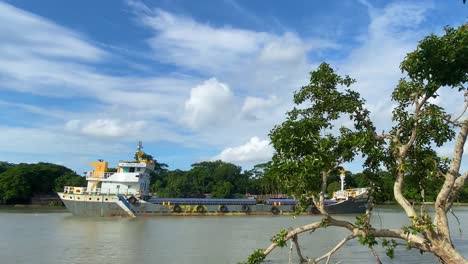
[312,234,357,263]
[394,164,417,218]
[391,95,433,219]
[264,221,322,256]
[288,239,293,264]
[452,91,468,124]
[435,120,467,239]
[319,171,329,216]
[291,235,306,263]
[380,133,395,141]
[263,218,356,256]
[369,247,383,264]
[448,120,468,177]
[262,217,430,263]
[449,208,463,238]
[402,94,431,154]
[367,229,428,251]
[447,171,468,211]
[366,191,375,215]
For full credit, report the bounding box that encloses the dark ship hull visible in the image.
[59,193,367,217]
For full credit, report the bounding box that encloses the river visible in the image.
[1,206,467,264]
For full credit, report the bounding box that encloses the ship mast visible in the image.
[339,169,346,191]
[136,140,144,161]
[137,140,143,152]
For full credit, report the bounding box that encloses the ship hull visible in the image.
[59,193,131,217]
[59,193,367,217]
[311,198,367,214]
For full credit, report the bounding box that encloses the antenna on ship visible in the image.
[136,140,144,161]
[137,140,143,152]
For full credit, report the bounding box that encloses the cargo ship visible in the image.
[58,142,368,217]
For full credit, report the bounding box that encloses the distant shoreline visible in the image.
[0,204,67,213]
[2,203,468,213]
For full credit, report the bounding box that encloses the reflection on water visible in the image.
[0,206,467,264]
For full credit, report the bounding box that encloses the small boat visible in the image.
[58,142,368,217]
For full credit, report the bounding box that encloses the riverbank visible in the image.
[0,205,66,213]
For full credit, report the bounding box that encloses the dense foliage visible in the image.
[152,160,250,198]
[1,158,467,204]
[0,162,85,204]
[243,23,468,264]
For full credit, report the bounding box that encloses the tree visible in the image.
[154,169,190,198]
[134,152,169,187]
[211,181,233,198]
[244,24,468,264]
[0,169,31,203]
[245,162,286,196]
[54,172,86,192]
[152,160,251,198]
[0,161,14,174]
[0,162,82,204]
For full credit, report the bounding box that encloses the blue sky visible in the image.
[0,0,466,174]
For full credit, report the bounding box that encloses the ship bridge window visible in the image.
[129,167,135,172]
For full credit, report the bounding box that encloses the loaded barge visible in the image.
[58,143,367,217]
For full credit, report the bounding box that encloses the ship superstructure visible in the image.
[59,142,154,217]
[332,169,368,201]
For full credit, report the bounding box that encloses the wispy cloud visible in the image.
[0,0,464,172]
[131,3,336,79]
[0,1,198,170]
[0,2,104,62]
[339,1,432,131]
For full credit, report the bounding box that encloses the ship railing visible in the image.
[64,187,128,195]
[86,188,140,196]
[334,190,349,200]
[63,186,142,196]
[85,172,114,179]
[334,188,368,200]
[353,188,368,196]
[63,186,87,194]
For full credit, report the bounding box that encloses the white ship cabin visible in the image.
[332,169,368,201]
[81,157,154,197]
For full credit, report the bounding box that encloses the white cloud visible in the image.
[241,95,279,120]
[258,33,307,63]
[0,2,199,139]
[1,0,464,174]
[339,1,432,132]
[0,2,196,113]
[127,3,320,148]
[0,126,127,156]
[211,137,274,165]
[182,78,235,129]
[0,2,104,62]
[131,3,334,82]
[139,8,266,70]
[65,119,146,138]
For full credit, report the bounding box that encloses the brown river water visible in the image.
[1,206,467,264]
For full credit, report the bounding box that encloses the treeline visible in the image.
[153,160,468,203]
[150,160,468,203]
[0,161,85,204]
[1,160,467,204]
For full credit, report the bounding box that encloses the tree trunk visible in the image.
[432,241,468,264]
